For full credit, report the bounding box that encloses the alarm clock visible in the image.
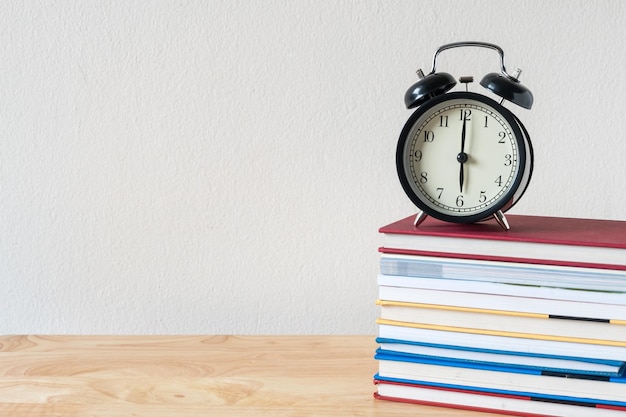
[396,42,534,231]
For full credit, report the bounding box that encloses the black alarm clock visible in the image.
[396,42,534,231]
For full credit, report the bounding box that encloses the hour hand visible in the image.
[458,152,468,192]
[459,162,464,193]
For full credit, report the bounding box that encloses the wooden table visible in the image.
[0,335,498,416]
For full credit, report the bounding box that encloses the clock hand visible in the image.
[458,117,467,193]
[461,116,466,154]
[459,160,464,193]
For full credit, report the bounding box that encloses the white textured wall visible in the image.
[2,1,625,334]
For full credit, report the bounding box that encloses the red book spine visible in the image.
[378,247,626,272]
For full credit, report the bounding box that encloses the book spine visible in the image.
[379,247,626,272]
[376,318,626,347]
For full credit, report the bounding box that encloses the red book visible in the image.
[374,379,626,417]
[379,214,626,270]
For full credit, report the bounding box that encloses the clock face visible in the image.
[396,92,527,223]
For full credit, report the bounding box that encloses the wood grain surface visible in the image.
[0,335,498,416]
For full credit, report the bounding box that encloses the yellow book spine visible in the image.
[376,318,626,347]
[376,299,548,319]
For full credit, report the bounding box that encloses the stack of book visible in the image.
[373,214,626,416]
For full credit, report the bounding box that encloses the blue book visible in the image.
[375,351,626,405]
[376,337,626,377]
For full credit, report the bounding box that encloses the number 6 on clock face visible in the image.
[396,91,532,224]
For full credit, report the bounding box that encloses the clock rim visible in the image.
[396,91,529,224]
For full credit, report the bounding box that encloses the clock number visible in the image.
[456,195,464,207]
[498,131,506,143]
[436,187,444,199]
[423,131,434,142]
[504,154,512,166]
[459,109,471,121]
[420,172,428,183]
[495,175,503,187]
[479,191,487,203]
[484,116,489,128]
[439,115,449,127]
[413,150,423,162]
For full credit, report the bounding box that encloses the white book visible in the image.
[380,253,626,293]
[378,283,626,321]
[378,300,626,344]
[378,273,626,305]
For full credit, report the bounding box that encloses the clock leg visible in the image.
[413,211,428,227]
[493,210,510,231]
